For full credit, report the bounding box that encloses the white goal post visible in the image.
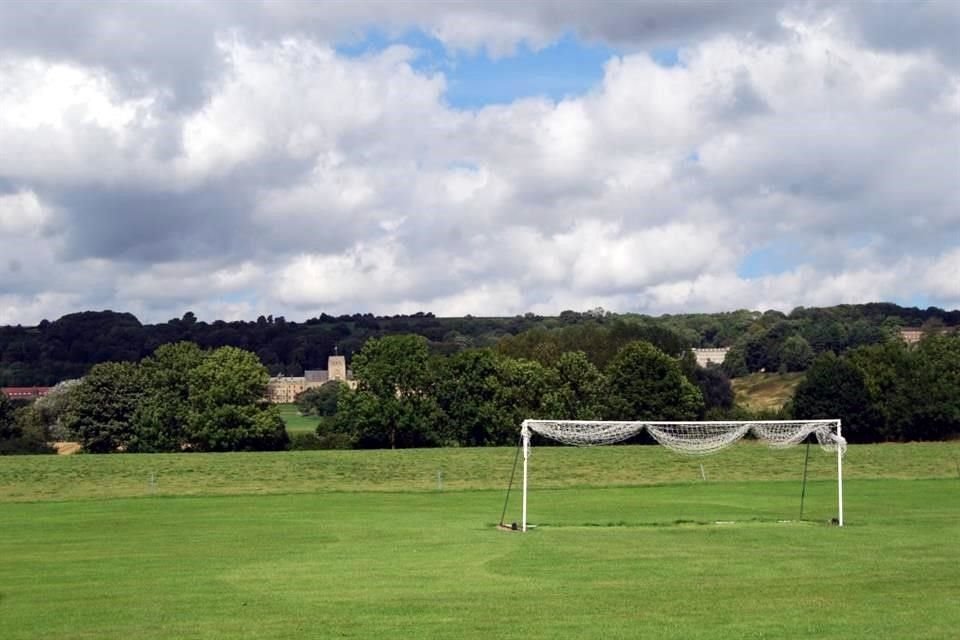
[519,419,846,531]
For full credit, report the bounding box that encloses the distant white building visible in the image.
[899,328,925,345]
[899,326,957,345]
[691,347,730,368]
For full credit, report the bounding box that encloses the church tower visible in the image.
[327,354,347,381]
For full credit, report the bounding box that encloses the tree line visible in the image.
[1,343,287,454]
[792,334,960,443]
[313,332,960,448]
[1,335,730,453]
[1,303,957,386]
[311,335,724,449]
[3,330,958,454]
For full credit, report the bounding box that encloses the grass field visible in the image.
[276,403,320,433]
[732,372,806,411]
[2,443,958,639]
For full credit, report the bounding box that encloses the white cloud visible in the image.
[275,242,407,307]
[0,190,50,234]
[0,58,165,186]
[0,3,957,324]
[925,249,960,301]
[0,292,84,326]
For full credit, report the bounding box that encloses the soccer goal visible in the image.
[507,419,846,531]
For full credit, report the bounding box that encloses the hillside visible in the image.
[732,372,805,412]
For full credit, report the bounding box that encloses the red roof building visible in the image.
[1,387,52,400]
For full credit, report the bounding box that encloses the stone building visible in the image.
[899,328,925,345]
[265,355,356,403]
[691,347,730,368]
[266,377,306,404]
[899,326,956,345]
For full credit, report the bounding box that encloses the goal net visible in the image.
[514,419,846,531]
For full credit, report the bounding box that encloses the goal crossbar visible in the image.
[518,419,845,531]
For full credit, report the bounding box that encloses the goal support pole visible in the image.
[498,435,523,528]
[837,422,844,527]
[521,425,530,532]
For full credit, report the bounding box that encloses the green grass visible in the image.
[2,444,959,639]
[276,403,320,433]
[2,442,956,502]
[732,372,806,411]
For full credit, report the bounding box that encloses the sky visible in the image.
[0,0,958,325]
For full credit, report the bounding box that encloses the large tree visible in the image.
[779,335,815,372]
[296,381,343,417]
[334,386,444,449]
[434,349,502,446]
[0,395,55,455]
[551,350,606,420]
[31,379,81,441]
[603,341,704,421]
[848,341,916,441]
[842,335,960,442]
[486,356,563,445]
[63,362,144,453]
[132,341,205,452]
[908,335,960,440]
[792,352,877,442]
[335,335,443,448]
[0,392,19,446]
[186,346,287,451]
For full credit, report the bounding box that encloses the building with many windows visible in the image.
[265,355,356,403]
[899,326,957,345]
[691,347,730,368]
[1,386,51,401]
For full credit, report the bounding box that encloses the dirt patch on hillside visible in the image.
[732,372,805,412]
[53,442,82,455]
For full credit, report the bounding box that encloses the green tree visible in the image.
[551,351,606,420]
[802,320,849,354]
[434,349,502,446]
[296,381,343,417]
[352,335,434,398]
[330,387,378,448]
[780,335,815,372]
[676,349,734,415]
[0,392,20,445]
[339,335,442,448]
[691,367,734,415]
[0,397,55,455]
[721,344,749,378]
[848,341,915,441]
[333,385,444,449]
[132,341,204,452]
[846,320,885,349]
[603,341,704,420]
[846,336,960,442]
[7,406,56,454]
[186,346,287,451]
[63,362,144,453]
[31,379,81,441]
[487,357,563,444]
[792,353,877,442]
[911,335,960,440]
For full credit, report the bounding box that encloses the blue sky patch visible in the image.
[336,29,619,109]
[649,47,682,68]
[737,240,805,279]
